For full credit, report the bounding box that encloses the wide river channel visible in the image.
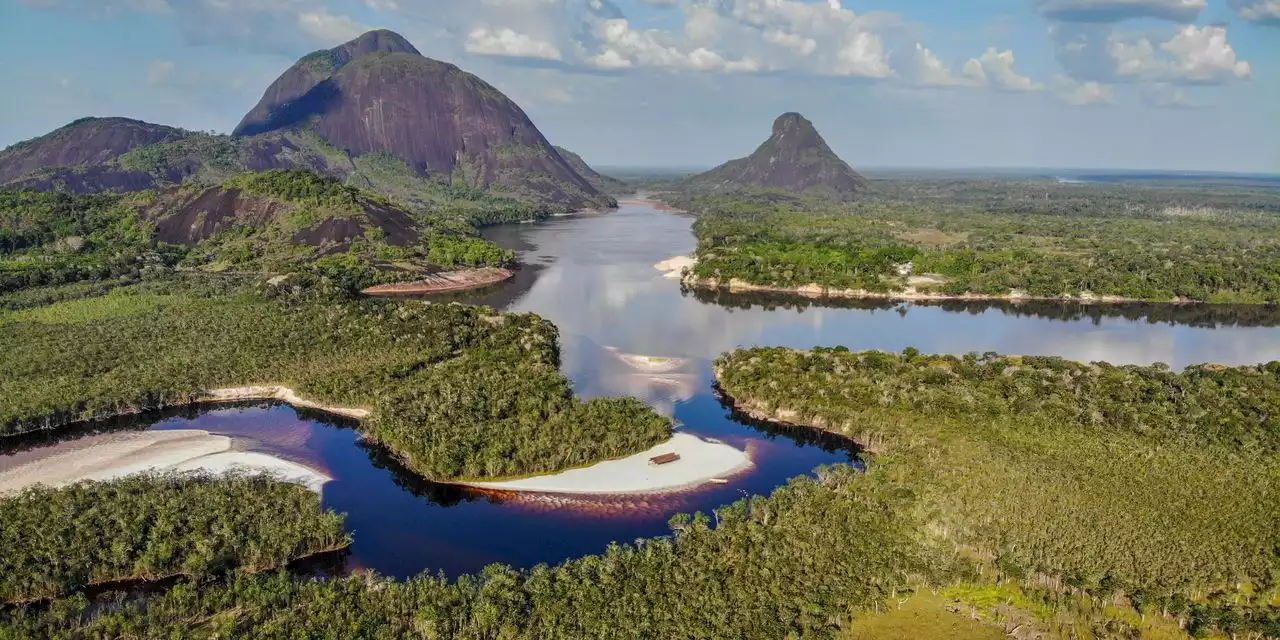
[6,199,1280,579]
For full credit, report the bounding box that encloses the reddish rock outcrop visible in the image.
[361,267,514,295]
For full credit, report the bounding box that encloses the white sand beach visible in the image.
[654,255,697,279]
[199,386,370,419]
[465,432,752,495]
[0,429,331,495]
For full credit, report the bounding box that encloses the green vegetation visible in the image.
[5,335,1278,636]
[224,168,368,210]
[1,465,947,639]
[426,235,513,267]
[118,133,244,181]
[0,190,184,294]
[839,592,1004,640]
[370,367,670,478]
[0,473,347,604]
[715,346,1280,637]
[0,166,522,298]
[675,182,1280,303]
[0,283,670,480]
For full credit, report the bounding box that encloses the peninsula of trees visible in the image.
[674,181,1280,304]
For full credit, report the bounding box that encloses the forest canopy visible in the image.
[0,473,348,604]
[713,346,1280,637]
[672,182,1280,303]
[0,281,671,480]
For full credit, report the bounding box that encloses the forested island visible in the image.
[670,181,1280,304]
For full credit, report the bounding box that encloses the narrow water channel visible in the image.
[5,200,1280,580]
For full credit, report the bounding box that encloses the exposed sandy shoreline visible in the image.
[464,433,752,495]
[198,386,370,419]
[654,255,697,280]
[682,275,1183,305]
[361,267,513,295]
[0,429,331,495]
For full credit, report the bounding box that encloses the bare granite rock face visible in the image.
[682,113,867,199]
[1,31,608,212]
[234,30,608,211]
[0,118,190,187]
[142,184,420,254]
[234,30,421,137]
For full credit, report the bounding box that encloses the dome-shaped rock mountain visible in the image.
[681,112,866,199]
[234,30,608,211]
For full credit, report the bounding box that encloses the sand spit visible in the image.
[683,275,1175,305]
[464,433,752,495]
[361,267,514,295]
[198,386,370,419]
[605,346,691,374]
[0,430,331,495]
[654,256,697,280]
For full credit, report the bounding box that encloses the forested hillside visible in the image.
[0,169,516,297]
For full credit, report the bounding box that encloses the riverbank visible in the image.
[682,274,1191,305]
[361,267,514,295]
[0,429,332,495]
[463,432,752,495]
[198,386,370,419]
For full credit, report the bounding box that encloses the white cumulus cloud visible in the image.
[912,43,980,87]
[1229,0,1280,24]
[964,48,1044,92]
[1052,75,1114,105]
[1110,25,1251,84]
[297,9,369,45]
[466,26,564,60]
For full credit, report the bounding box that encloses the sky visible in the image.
[0,0,1277,172]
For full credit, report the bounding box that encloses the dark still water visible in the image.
[7,200,1280,581]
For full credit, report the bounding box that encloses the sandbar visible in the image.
[654,255,697,279]
[0,429,331,495]
[464,432,752,495]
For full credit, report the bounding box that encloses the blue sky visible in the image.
[1,0,1277,172]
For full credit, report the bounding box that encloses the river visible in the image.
[6,199,1280,580]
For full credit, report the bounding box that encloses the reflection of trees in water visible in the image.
[63,546,352,614]
[356,438,508,508]
[0,401,289,456]
[684,286,1280,328]
[711,383,861,458]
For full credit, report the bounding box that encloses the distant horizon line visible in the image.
[598,165,1280,178]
